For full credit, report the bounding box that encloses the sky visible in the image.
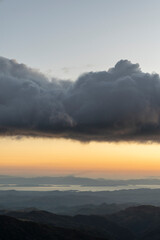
[1,0,160,178]
[1,0,160,79]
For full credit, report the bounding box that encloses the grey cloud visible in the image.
[0,56,160,142]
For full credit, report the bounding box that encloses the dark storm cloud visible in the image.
[0,56,160,142]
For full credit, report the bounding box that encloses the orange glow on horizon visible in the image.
[1,137,160,178]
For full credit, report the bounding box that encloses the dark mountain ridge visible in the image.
[0,215,106,240]
[0,209,134,240]
[109,205,160,238]
[2,205,160,239]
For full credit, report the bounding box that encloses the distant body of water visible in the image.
[0,184,160,191]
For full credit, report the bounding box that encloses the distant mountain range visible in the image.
[1,175,160,187]
[52,202,134,216]
[1,184,160,239]
[1,188,160,211]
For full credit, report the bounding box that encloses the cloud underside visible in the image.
[0,56,160,142]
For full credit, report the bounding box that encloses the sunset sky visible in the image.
[1,0,160,179]
[1,137,160,178]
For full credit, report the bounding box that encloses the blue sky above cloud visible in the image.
[0,0,160,79]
